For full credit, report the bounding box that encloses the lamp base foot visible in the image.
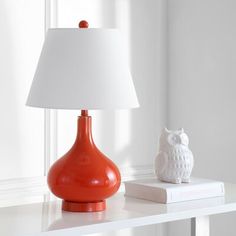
[62,200,106,212]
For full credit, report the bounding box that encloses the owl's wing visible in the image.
[155,151,168,176]
[189,150,194,168]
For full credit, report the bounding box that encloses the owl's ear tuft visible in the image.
[163,127,170,133]
[178,128,184,133]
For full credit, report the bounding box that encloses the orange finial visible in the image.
[79,20,89,28]
[81,110,88,116]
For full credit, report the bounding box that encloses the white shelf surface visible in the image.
[1,183,236,236]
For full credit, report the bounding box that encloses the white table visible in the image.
[1,183,236,236]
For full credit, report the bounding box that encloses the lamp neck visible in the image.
[76,110,93,143]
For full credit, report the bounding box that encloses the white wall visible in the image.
[0,0,45,179]
[167,0,236,235]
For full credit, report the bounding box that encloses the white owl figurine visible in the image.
[155,128,194,184]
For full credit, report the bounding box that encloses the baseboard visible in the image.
[0,176,47,199]
[120,164,155,181]
[0,165,155,206]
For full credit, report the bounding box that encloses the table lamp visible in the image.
[26,21,139,212]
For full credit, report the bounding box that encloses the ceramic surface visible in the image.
[155,128,194,184]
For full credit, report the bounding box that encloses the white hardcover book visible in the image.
[124,178,225,203]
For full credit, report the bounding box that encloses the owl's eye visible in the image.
[167,134,180,145]
[180,133,189,146]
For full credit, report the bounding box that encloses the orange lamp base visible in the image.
[62,200,106,212]
[47,110,121,212]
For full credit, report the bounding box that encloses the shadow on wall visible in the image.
[97,0,165,170]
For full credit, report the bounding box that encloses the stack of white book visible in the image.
[124,178,225,203]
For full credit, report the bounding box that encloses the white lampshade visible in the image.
[26,28,139,109]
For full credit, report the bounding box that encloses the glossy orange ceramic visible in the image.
[47,110,121,212]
